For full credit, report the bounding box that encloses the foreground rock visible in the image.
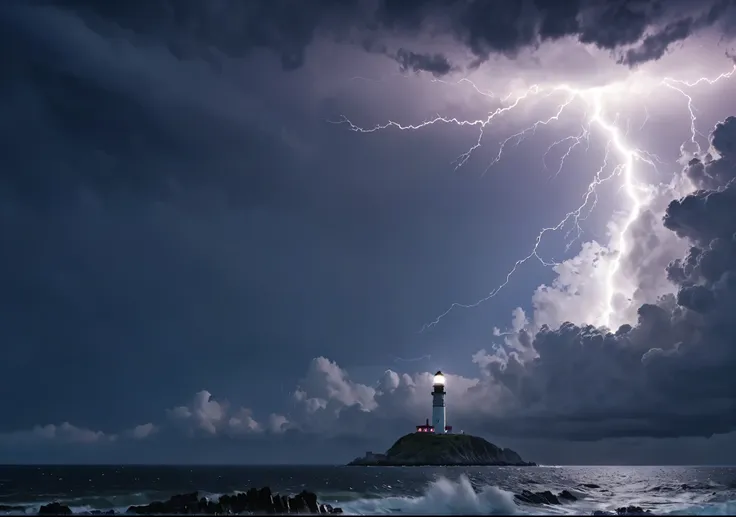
[348,432,535,466]
[38,503,73,515]
[593,506,652,516]
[514,489,577,505]
[36,488,342,515]
[125,489,342,515]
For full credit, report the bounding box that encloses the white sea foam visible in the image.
[340,475,519,515]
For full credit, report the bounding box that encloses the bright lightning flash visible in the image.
[333,65,736,332]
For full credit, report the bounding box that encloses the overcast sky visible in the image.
[2,0,736,465]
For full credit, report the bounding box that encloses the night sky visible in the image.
[2,0,736,465]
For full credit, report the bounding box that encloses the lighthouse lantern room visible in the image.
[415,370,453,434]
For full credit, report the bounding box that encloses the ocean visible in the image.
[0,465,734,515]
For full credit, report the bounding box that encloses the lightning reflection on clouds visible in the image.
[333,64,736,333]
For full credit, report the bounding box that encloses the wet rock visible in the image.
[515,489,561,505]
[38,502,73,515]
[273,494,286,514]
[124,487,342,515]
[592,506,652,516]
[558,490,577,502]
[258,486,274,510]
[126,491,200,514]
[288,495,307,513]
[299,489,319,513]
[615,506,652,515]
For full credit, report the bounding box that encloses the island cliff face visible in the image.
[348,432,535,466]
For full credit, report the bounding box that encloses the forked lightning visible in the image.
[334,64,736,332]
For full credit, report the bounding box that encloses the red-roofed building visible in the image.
[416,418,435,433]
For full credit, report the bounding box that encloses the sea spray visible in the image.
[341,474,518,515]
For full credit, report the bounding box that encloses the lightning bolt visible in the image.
[332,64,736,333]
[661,65,736,155]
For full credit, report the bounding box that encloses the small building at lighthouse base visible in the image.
[415,418,452,434]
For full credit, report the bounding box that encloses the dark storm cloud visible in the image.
[682,117,736,190]
[0,1,392,439]
[0,2,302,201]
[618,0,734,65]
[4,0,498,458]
[4,0,736,466]
[665,187,736,245]
[374,0,734,68]
[27,0,736,77]
[358,39,457,76]
[393,48,455,77]
[38,0,362,71]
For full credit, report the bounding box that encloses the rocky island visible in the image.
[348,372,534,466]
[347,431,535,466]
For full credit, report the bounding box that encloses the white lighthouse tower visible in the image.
[432,371,447,433]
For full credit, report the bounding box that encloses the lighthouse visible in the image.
[432,371,447,433]
[414,371,453,433]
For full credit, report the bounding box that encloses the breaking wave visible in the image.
[339,475,736,516]
[340,475,518,515]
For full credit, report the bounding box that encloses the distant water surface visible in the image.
[0,465,734,515]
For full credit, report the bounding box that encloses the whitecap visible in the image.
[341,475,518,515]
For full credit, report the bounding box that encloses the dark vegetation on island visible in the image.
[347,431,536,466]
[21,487,342,515]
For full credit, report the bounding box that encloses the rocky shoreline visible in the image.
[29,488,342,515]
[4,485,655,516]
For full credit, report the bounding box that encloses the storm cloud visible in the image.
[23,0,736,74]
[2,0,736,465]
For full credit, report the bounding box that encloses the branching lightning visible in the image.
[333,64,736,332]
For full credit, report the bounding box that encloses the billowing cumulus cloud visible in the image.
[166,390,289,437]
[289,358,484,437]
[0,393,285,453]
[0,421,165,448]
[128,423,158,440]
[0,422,111,444]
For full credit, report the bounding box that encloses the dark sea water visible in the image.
[0,465,735,515]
